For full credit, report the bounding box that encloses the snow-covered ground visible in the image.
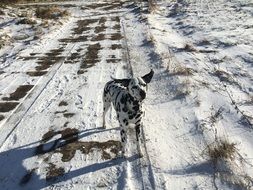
[0,0,253,189]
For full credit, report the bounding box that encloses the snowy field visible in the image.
[0,0,253,189]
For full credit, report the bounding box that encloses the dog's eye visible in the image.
[132,86,138,89]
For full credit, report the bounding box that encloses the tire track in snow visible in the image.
[0,18,80,148]
[120,15,156,190]
[0,44,77,148]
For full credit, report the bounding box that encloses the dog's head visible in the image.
[113,69,154,101]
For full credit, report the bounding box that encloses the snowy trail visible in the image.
[1,0,252,189]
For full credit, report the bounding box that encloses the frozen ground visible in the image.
[0,0,253,189]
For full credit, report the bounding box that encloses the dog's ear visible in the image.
[142,69,154,84]
[112,78,131,87]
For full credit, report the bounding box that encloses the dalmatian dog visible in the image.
[102,69,154,156]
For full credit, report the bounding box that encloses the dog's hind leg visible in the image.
[102,92,111,129]
[120,126,127,157]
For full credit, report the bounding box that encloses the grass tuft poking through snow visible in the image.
[207,139,236,165]
[207,139,253,189]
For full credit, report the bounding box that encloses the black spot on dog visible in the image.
[121,136,126,142]
[122,106,128,112]
[120,130,125,136]
[120,96,127,104]
[135,113,141,119]
[133,100,138,106]
[133,105,139,112]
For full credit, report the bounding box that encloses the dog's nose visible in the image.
[140,90,146,100]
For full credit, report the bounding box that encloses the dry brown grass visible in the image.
[148,0,157,13]
[16,18,37,25]
[46,163,64,181]
[59,101,68,106]
[206,139,253,189]
[26,71,47,76]
[2,85,33,101]
[0,102,19,112]
[183,44,198,52]
[173,67,195,76]
[35,6,69,20]
[111,44,122,50]
[0,115,4,121]
[1,0,70,4]
[207,139,237,164]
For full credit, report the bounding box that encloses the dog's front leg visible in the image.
[134,111,143,142]
[135,112,143,157]
[102,94,111,129]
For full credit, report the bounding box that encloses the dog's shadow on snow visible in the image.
[0,127,136,190]
[166,161,214,176]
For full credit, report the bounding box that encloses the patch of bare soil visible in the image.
[46,163,64,182]
[45,47,64,57]
[91,34,106,41]
[64,52,81,64]
[111,16,120,22]
[59,35,88,43]
[59,101,68,106]
[35,56,64,71]
[58,140,121,162]
[35,128,78,155]
[26,71,47,77]
[42,130,57,143]
[110,33,123,41]
[55,110,67,114]
[94,17,107,34]
[84,2,122,11]
[73,19,98,34]
[111,44,122,50]
[113,24,121,31]
[36,128,121,162]
[35,6,69,20]
[0,102,19,112]
[63,113,75,118]
[77,70,87,75]
[106,59,121,63]
[2,85,33,101]
[33,46,66,71]
[19,56,39,61]
[0,115,4,121]
[78,43,101,73]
